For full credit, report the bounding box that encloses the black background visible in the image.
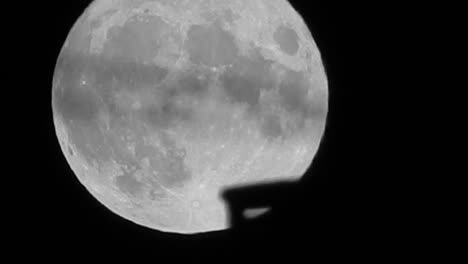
[11,0,424,260]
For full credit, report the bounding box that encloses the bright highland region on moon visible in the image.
[52,0,328,234]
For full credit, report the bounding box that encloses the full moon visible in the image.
[52,0,328,234]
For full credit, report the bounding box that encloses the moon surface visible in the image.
[52,0,328,234]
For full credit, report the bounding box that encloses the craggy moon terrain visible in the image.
[52,0,328,234]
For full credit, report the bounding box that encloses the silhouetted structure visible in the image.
[222,180,299,229]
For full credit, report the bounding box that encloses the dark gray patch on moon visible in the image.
[53,50,169,123]
[279,69,327,120]
[175,74,206,96]
[101,14,168,63]
[53,80,100,122]
[260,114,284,140]
[273,25,299,56]
[90,55,169,93]
[219,47,276,111]
[278,70,309,115]
[276,69,328,131]
[144,100,192,129]
[115,171,144,196]
[53,54,100,123]
[185,22,238,67]
[220,72,261,107]
[166,69,210,98]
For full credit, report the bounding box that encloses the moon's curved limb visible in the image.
[53,0,328,234]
